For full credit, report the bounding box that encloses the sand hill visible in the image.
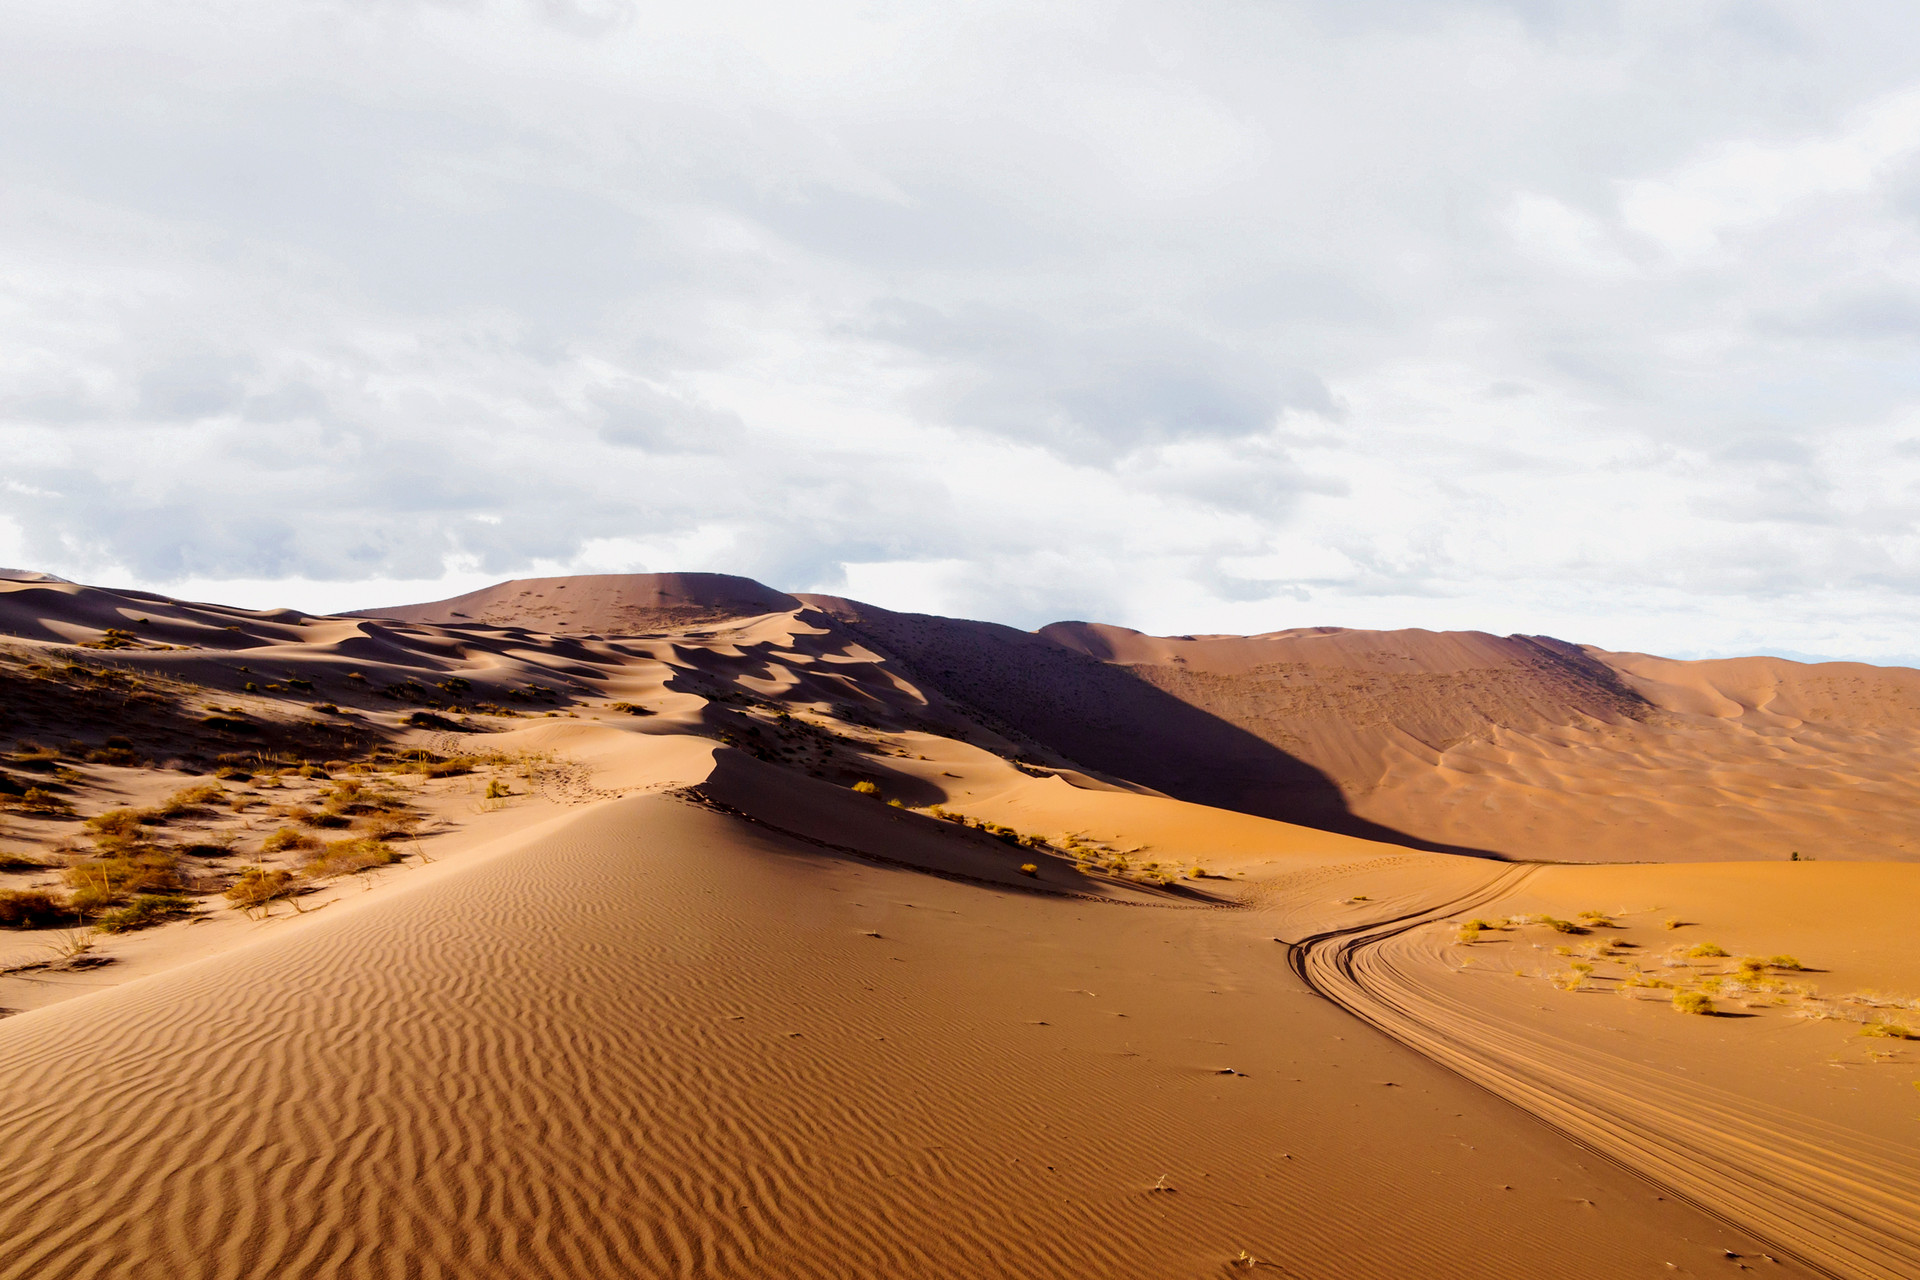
[0,571,1914,1279]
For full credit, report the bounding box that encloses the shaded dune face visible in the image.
[336,572,1920,863]
[800,596,1504,858]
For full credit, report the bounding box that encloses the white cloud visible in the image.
[6,0,1920,659]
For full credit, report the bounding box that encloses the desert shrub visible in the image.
[1457,921,1483,943]
[1688,942,1729,959]
[66,848,186,910]
[262,826,320,854]
[226,867,299,910]
[609,702,654,716]
[18,788,76,816]
[1018,862,1039,877]
[85,807,148,840]
[1768,954,1804,971]
[95,893,193,933]
[302,838,400,879]
[485,779,511,799]
[0,889,71,929]
[1672,990,1715,1015]
[310,703,340,715]
[0,851,51,872]
[1861,1021,1913,1040]
[851,780,880,797]
[1542,916,1583,934]
[152,784,225,818]
[297,764,330,779]
[214,765,252,781]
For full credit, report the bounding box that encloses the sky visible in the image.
[8,1,1920,661]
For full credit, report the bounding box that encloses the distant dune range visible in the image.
[370,573,1920,863]
[0,570,1913,1278]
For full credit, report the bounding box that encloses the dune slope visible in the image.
[0,793,1803,1280]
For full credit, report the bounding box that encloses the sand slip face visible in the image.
[0,795,1799,1280]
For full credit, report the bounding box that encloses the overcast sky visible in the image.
[9,1,1920,659]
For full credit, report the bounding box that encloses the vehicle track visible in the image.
[1283,864,1909,1280]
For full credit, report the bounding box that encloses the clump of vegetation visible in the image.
[1861,1021,1913,1040]
[484,779,511,800]
[66,848,186,913]
[851,780,881,797]
[95,893,193,933]
[0,889,72,929]
[1019,863,1039,877]
[608,702,654,716]
[302,838,400,879]
[1673,990,1715,1015]
[226,866,300,911]
[1577,910,1615,928]
[150,783,225,819]
[1768,954,1804,971]
[1688,942,1729,959]
[262,826,320,854]
[16,787,76,816]
[0,851,52,872]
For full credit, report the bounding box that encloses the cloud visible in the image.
[4,1,1920,659]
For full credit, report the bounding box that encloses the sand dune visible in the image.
[1,569,1915,1276]
[0,792,1808,1280]
[360,572,800,633]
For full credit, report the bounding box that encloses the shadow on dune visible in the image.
[808,599,1510,861]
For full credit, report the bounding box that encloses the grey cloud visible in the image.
[868,300,1335,461]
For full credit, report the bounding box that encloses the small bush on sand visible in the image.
[1018,863,1039,877]
[851,780,880,797]
[485,779,511,800]
[95,893,193,933]
[19,788,76,816]
[1673,990,1715,1015]
[1688,942,1729,959]
[1768,954,1805,971]
[0,889,71,929]
[152,784,224,817]
[1577,910,1615,927]
[226,867,300,911]
[1861,1021,1913,1040]
[262,826,320,854]
[608,702,654,716]
[302,838,400,880]
[66,849,185,910]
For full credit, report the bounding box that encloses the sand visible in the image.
[0,570,1913,1277]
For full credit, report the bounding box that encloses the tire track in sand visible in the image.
[1288,865,1918,1280]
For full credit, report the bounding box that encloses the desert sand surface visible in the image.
[0,570,1914,1277]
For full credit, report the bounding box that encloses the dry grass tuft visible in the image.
[0,889,72,929]
[302,838,400,880]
